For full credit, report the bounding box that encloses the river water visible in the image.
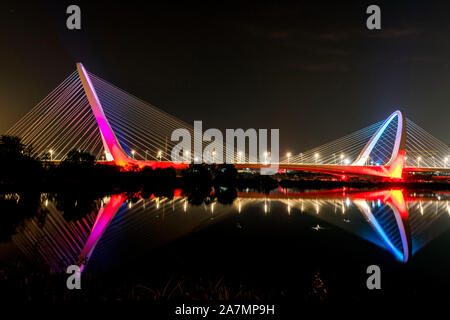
[1,187,449,303]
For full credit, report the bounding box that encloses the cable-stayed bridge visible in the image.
[6,63,449,179]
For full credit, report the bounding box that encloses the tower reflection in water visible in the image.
[12,188,450,273]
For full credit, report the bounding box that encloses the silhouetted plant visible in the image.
[182,164,214,205]
[215,186,237,204]
[0,135,43,185]
[213,164,237,185]
[61,149,95,167]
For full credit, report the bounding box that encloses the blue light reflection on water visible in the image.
[5,189,450,274]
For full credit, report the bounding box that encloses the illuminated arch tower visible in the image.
[76,63,187,169]
[77,63,134,166]
[353,110,406,166]
[353,110,407,178]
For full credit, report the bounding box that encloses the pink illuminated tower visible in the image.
[76,62,187,169]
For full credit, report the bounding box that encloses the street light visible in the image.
[49,149,53,161]
[404,156,408,167]
[286,152,291,164]
[185,150,190,162]
[211,150,216,163]
[417,156,421,167]
[314,153,319,164]
[131,150,136,159]
[157,150,162,161]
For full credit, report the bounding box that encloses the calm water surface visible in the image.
[1,187,449,302]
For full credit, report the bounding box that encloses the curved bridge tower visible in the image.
[352,110,407,179]
[241,110,408,179]
[76,63,133,166]
[76,63,187,169]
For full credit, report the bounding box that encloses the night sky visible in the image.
[1,0,449,154]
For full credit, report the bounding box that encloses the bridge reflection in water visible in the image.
[12,189,450,273]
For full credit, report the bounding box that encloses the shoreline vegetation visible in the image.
[0,135,448,193]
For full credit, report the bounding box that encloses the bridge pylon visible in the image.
[353,110,406,178]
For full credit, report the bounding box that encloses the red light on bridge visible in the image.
[388,151,406,179]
